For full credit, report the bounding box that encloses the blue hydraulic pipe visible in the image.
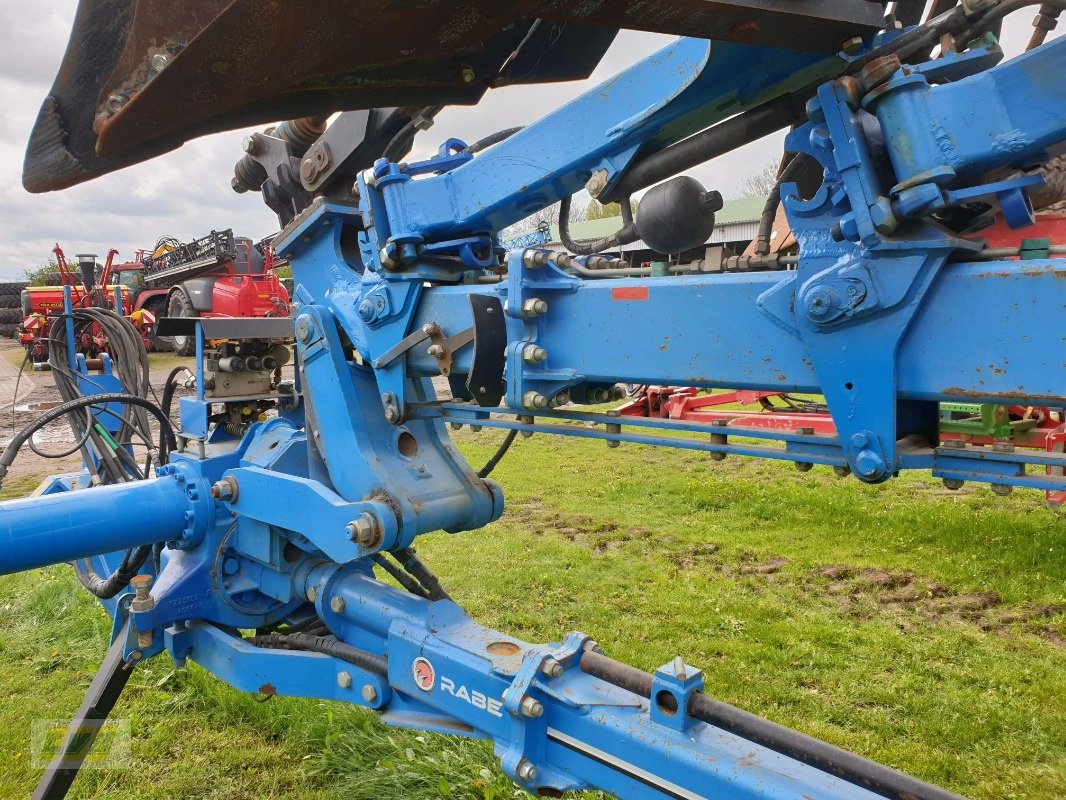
[0,476,193,574]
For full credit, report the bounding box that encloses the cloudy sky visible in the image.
[0,3,1054,278]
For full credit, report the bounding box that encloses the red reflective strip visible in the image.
[611,286,649,301]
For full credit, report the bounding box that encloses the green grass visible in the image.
[0,430,1062,799]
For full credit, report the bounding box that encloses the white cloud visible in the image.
[0,2,1057,278]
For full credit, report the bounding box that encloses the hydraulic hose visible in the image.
[580,650,967,800]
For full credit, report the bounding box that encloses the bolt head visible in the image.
[330,596,347,614]
[105,93,129,114]
[522,298,548,318]
[362,684,378,703]
[337,671,353,689]
[841,36,865,55]
[459,64,476,83]
[150,52,171,72]
[516,761,537,782]
[242,135,259,155]
[295,317,312,342]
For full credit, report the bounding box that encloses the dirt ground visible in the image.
[0,337,196,484]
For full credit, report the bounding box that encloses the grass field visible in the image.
[0,429,1062,799]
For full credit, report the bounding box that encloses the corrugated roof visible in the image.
[549,195,767,244]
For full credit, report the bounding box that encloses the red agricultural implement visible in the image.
[18,246,150,364]
[620,214,1066,508]
[134,230,290,355]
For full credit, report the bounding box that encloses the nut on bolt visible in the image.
[210,475,239,502]
[541,658,563,679]
[522,345,548,364]
[521,298,548,318]
[516,760,537,782]
[585,169,609,199]
[523,392,548,410]
[520,696,544,718]
[427,343,446,358]
[347,512,383,548]
[841,36,865,54]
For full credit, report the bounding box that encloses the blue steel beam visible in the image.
[0,469,203,574]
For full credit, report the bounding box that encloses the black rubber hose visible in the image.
[754,155,808,256]
[559,196,639,256]
[158,366,191,454]
[608,98,800,200]
[956,0,1066,44]
[392,547,452,602]
[580,650,967,800]
[464,127,524,155]
[372,554,431,598]
[0,393,177,488]
[250,631,388,675]
[477,428,518,478]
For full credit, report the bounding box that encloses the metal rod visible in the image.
[580,650,968,800]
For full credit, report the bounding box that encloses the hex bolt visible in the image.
[541,658,564,679]
[210,475,239,502]
[521,298,548,318]
[585,169,609,199]
[347,512,382,548]
[522,345,548,364]
[307,586,317,602]
[384,405,401,423]
[330,596,347,614]
[242,134,260,155]
[337,671,353,689]
[150,52,171,72]
[523,392,548,410]
[105,93,129,114]
[295,317,312,343]
[516,760,537,782]
[362,684,378,703]
[549,392,570,409]
[427,343,445,358]
[422,323,441,336]
[841,36,865,54]
[520,696,544,718]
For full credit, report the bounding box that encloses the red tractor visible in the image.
[111,229,290,355]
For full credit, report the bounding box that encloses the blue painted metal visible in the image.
[4,23,1066,800]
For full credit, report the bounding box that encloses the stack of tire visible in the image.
[0,280,28,339]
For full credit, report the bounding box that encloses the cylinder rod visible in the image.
[0,476,192,574]
[580,650,966,800]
